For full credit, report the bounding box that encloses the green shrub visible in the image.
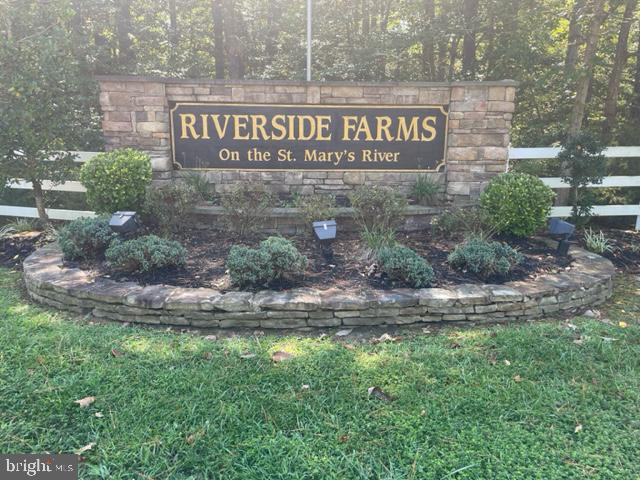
[182,172,217,202]
[221,183,275,237]
[377,246,435,288]
[411,174,441,206]
[480,172,555,237]
[432,207,493,239]
[349,186,408,233]
[583,228,614,255]
[226,236,307,288]
[361,226,397,255]
[80,148,152,214]
[295,194,337,228]
[447,236,523,280]
[105,234,187,273]
[57,217,115,261]
[142,183,201,235]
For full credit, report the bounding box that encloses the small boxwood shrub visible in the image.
[105,235,187,273]
[377,245,435,288]
[221,183,275,237]
[57,217,115,261]
[80,148,152,214]
[432,207,493,239]
[295,194,337,229]
[142,183,201,235]
[349,186,408,234]
[480,172,555,237]
[227,236,307,288]
[447,236,523,280]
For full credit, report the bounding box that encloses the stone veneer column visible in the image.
[97,76,516,202]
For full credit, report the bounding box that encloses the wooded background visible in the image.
[1,0,639,148]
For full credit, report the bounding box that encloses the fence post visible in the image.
[636,203,640,231]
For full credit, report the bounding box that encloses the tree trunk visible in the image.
[603,0,637,134]
[421,0,435,80]
[448,35,460,80]
[462,0,479,78]
[633,31,640,120]
[116,0,134,69]
[169,0,177,50]
[568,0,608,135]
[212,0,225,79]
[31,180,49,222]
[223,0,245,79]
[565,0,587,72]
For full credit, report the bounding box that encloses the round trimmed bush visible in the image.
[80,148,152,214]
[480,172,555,237]
[377,245,435,288]
[105,235,187,273]
[57,217,115,261]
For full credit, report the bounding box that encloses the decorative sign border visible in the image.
[170,103,449,172]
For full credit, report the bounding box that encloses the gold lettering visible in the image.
[354,117,373,141]
[298,115,316,141]
[317,115,332,141]
[375,116,394,141]
[421,116,437,141]
[342,116,358,140]
[210,114,230,138]
[179,113,199,139]
[251,114,269,140]
[397,116,420,141]
[233,115,250,140]
[271,114,287,140]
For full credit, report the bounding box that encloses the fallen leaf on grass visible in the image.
[371,333,401,344]
[565,322,578,331]
[271,351,294,363]
[338,434,349,443]
[619,321,628,328]
[36,356,45,365]
[367,386,392,402]
[503,359,511,366]
[204,335,217,341]
[202,351,213,360]
[450,342,461,349]
[301,384,310,390]
[74,443,95,455]
[74,396,96,408]
[94,412,104,418]
[110,348,123,357]
[335,329,353,337]
[573,336,587,345]
[239,352,256,359]
[574,424,583,433]
[421,328,431,334]
[513,375,522,383]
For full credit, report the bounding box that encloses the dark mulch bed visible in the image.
[0,232,45,269]
[576,227,640,272]
[77,229,572,292]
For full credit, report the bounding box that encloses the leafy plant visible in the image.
[558,132,606,226]
[583,229,614,255]
[361,226,397,255]
[448,236,523,280]
[182,172,217,202]
[432,207,494,239]
[221,184,275,237]
[349,186,408,233]
[295,194,338,229]
[142,183,202,236]
[480,172,555,237]
[377,245,435,288]
[226,236,307,288]
[57,217,115,261]
[105,235,187,273]
[411,174,441,206]
[0,218,39,239]
[80,148,152,214]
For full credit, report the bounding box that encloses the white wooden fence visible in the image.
[2,148,639,229]
[509,146,640,230]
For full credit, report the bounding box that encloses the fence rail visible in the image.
[1,148,639,229]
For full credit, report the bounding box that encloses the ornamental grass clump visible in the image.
[377,245,435,288]
[227,236,307,288]
[480,172,555,237]
[80,148,152,214]
[105,235,187,274]
[57,217,115,261]
[448,236,523,281]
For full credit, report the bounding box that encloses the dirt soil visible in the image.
[74,230,572,291]
[0,231,45,269]
[576,228,640,272]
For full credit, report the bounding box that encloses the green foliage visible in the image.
[480,172,555,237]
[583,229,615,255]
[182,172,217,202]
[361,226,397,255]
[80,149,152,214]
[57,217,115,261]
[411,175,441,206]
[377,245,435,288]
[142,183,202,236]
[432,207,494,239]
[295,194,338,228]
[558,132,607,226]
[349,186,408,234]
[0,218,39,238]
[105,235,187,273]
[226,236,307,288]
[448,236,523,280]
[221,184,275,237]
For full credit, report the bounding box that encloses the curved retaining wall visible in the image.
[23,244,615,329]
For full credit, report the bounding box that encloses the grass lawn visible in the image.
[0,267,639,479]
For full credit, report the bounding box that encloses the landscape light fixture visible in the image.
[109,211,139,235]
[548,218,575,256]
[313,220,337,261]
